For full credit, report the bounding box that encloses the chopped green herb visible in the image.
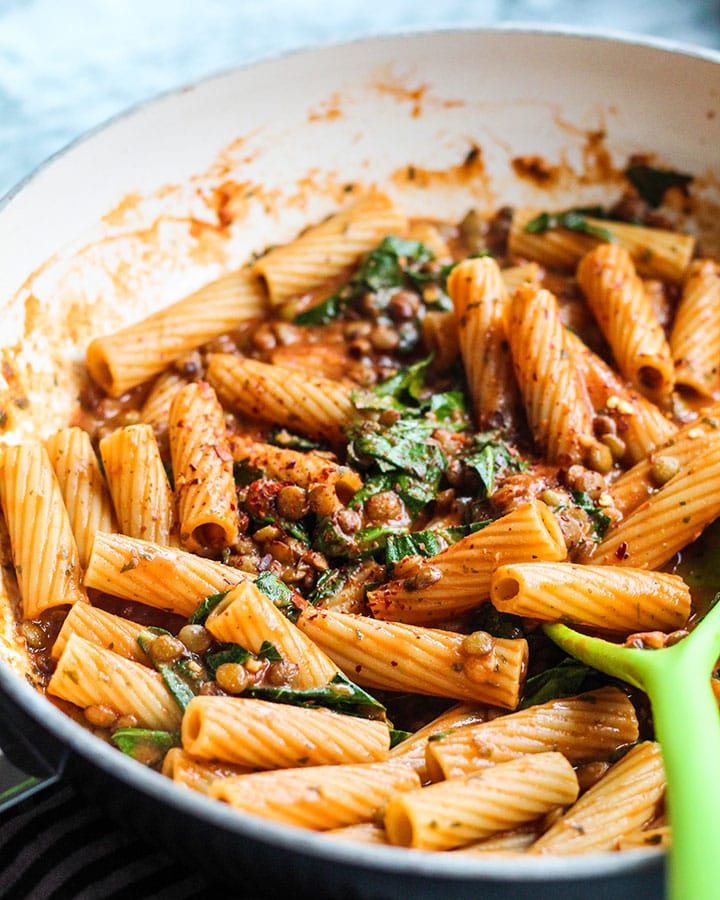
[111,729,180,767]
[294,236,449,326]
[312,516,358,558]
[354,525,404,556]
[254,571,293,607]
[138,629,208,711]
[625,163,693,208]
[524,207,614,242]
[519,658,598,709]
[257,640,282,662]
[308,564,361,606]
[205,642,253,674]
[385,531,446,566]
[267,428,322,451]
[189,591,229,626]
[389,728,413,748]
[462,430,527,499]
[347,361,471,516]
[571,490,612,541]
[205,639,282,676]
[442,520,494,542]
[246,672,386,720]
[371,357,432,406]
[292,293,348,326]
[233,459,266,486]
[427,729,454,743]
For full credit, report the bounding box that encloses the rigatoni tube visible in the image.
[209,762,420,829]
[182,696,390,768]
[490,562,691,633]
[384,752,579,851]
[367,500,566,625]
[297,607,528,710]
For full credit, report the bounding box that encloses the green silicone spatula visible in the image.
[545,599,720,900]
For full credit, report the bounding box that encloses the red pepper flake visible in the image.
[615,541,629,561]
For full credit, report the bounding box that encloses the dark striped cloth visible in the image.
[0,782,212,899]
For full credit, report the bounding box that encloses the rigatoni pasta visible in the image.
[207,354,354,443]
[100,424,176,546]
[508,283,595,465]
[577,244,675,405]
[45,426,117,568]
[86,267,267,396]
[490,562,691,633]
[448,256,520,430]
[297,606,528,709]
[367,501,566,624]
[425,688,639,781]
[47,634,181,731]
[209,761,420,829]
[384,752,579,851]
[671,259,720,397]
[84,530,248,615]
[168,381,239,554]
[0,442,87,618]
[530,742,665,855]
[6,179,720,861]
[508,206,695,283]
[252,192,406,305]
[182,696,390,768]
[205,581,339,689]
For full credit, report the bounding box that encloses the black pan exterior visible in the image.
[0,661,665,900]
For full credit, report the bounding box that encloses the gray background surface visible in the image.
[1,0,719,196]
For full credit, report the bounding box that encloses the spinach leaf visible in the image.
[389,728,413,748]
[313,516,359,558]
[466,604,525,640]
[571,490,611,541]
[205,642,253,674]
[371,357,432,406]
[138,628,208,711]
[519,658,600,709]
[625,163,693,208]
[205,640,282,676]
[360,236,433,291]
[292,293,350,326]
[385,530,446,566]
[308,564,362,606]
[354,525,403,556]
[524,207,614,242]
[294,236,444,326]
[347,361,470,515]
[233,459,265,487]
[463,430,527,498]
[267,428,322,451]
[442,520,494,542]
[245,672,387,720]
[254,570,291,604]
[257,640,282,662]
[189,590,230,625]
[111,728,180,766]
[428,391,466,421]
[348,419,447,515]
[355,358,468,426]
[255,571,301,623]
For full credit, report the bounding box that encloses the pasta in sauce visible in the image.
[1,170,716,855]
